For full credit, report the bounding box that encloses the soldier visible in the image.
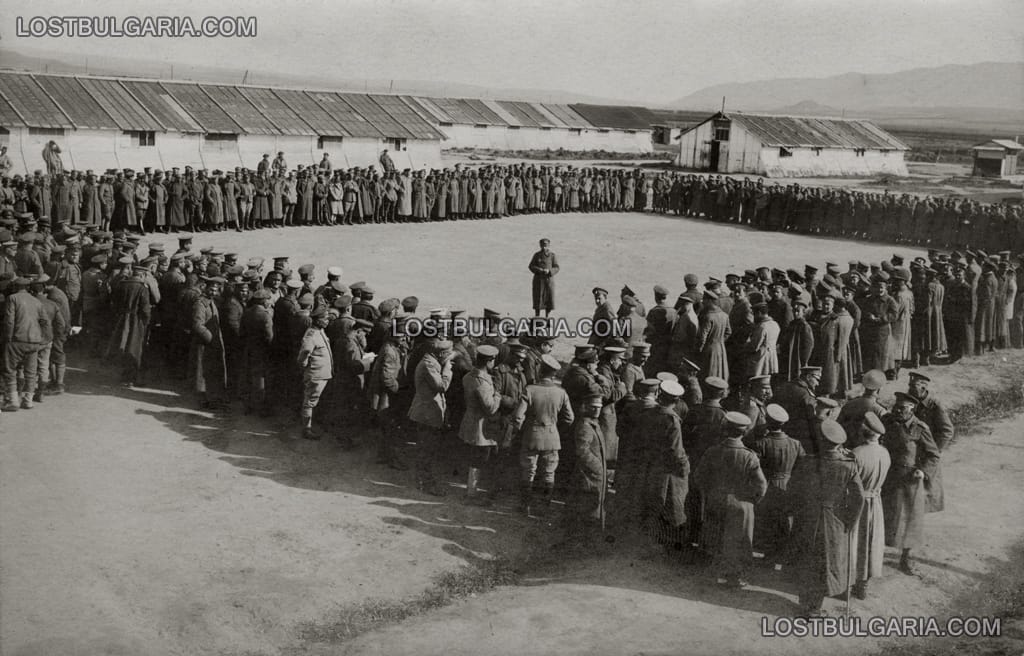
[696,290,730,381]
[239,287,274,416]
[750,404,804,568]
[459,344,503,504]
[907,372,952,515]
[837,369,888,447]
[788,419,865,616]
[190,276,227,410]
[3,277,49,410]
[528,238,559,318]
[881,392,940,575]
[562,392,608,546]
[774,365,821,455]
[693,411,766,587]
[490,342,529,499]
[588,286,616,347]
[106,264,151,387]
[516,353,574,514]
[944,264,973,363]
[851,412,891,599]
[408,338,455,495]
[296,306,333,439]
[636,380,690,548]
[643,285,676,375]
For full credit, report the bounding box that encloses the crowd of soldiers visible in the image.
[1,150,1023,255]
[1,161,1019,617]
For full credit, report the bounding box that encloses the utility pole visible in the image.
[721,96,725,113]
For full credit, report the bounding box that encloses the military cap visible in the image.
[539,238,551,246]
[655,371,679,382]
[50,244,67,256]
[724,411,752,429]
[659,380,685,397]
[310,305,328,319]
[285,279,303,290]
[683,273,699,286]
[246,257,264,268]
[583,393,605,407]
[139,255,159,267]
[825,262,840,274]
[676,293,694,304]
[602,345,626,355]
[871,271,890,283]
[272,256,289,266]
[330,279,348,294]
[800,366,823,376]
[12,276,31,286]
[702,289,718,300]
[147,243,165,253]
[766,404,789,424]
[743,269,757,279]
[862,369,886,390]
[17,232,36,243]
[333,294,353,309]
[401,296,419,312]
[863,411,886,436]
[748,374,772,386]
[621,296,638,308]
[820,419,847,445]
[653,284,669,296]
[360,285,375,295]
[186,252,203,262]
[298,264,315,276]
[177,234,193,243]
[252,288,271,300]
[428,307,449,317]
[200,247,213,255]
[908,371,931,382]
[506,342,528,353]
[574,345,598,362]
[477,344,500,359]
[637,378,662,393]
[804,265,818,274]
[892,268,911,282]
[202,276,227,285]
[116,255,133,266]
[226,265,245,276]
[591,286,609,296]
[224,253,238,261]
[540,354,561,371]
[704,376,728,390]
[327,266,343,278]
[632,343,651,354]
[379,298,400,314]
[815,397,839,409]
[298,293,314,308]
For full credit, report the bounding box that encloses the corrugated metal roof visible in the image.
[971,139,1024,152]
[429,97,479,125]
[0,91,26,127]
[34,75,118,130]
[731,112,908,150]
[570,104,653,130]
[200,85,279,135]
[272,89,350,136]
[77,78,163,131]
[0,72,71,128]
[305,91,381,138]
[530,103,569,128]
[341,94,413,138]
[402,96,450,124]
[480,99,522,127]
[496,101,540,127]
[512,102,555,127]
[237,86,313,136]
[543,104,593,128]
[160,82,242,133]
[369,94,444,139]
[120,81,203,132]
[463,98,508,126]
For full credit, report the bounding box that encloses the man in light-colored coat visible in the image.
[409,339,454,495]
[297,306,333,440]
[459,344,503,504]
[516,354,574,514]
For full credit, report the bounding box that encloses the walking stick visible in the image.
[845,526,854,617]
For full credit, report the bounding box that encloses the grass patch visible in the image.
[296,557,520,645]
[947,377,1024,444]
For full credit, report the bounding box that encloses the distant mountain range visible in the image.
[0,46,635,106]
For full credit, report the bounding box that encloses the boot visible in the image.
[898,549,917,575]
[540,481,555,507]
[852,580,867,600]
[465,467,490,505]
[20,392,33,410]
[519,483,533,515]
[32,389,43,403]
[301,415,319,441]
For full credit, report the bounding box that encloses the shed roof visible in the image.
[77,77,164,131]
[340,93,412,138]
[0,92,25,127]
[369,94,444,139]
[160,82,241,133]
[120,80,203,132]
[33,75,118,130]
[971,139,1024,152]
[272,89,350,136]
[463,98,508,126]
[237,86,314,136]
[0,72,71,128]
[402,96,451,124]
[542,103,593,128]
[526,103,565,128]
[479,99,522,127]
[428,97,480,125]
[731,112,908,150]
[200,85,279,135]
[496,101,541,128]
[304,91,380,138]
[570,104,654,130]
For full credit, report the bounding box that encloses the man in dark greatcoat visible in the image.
[528,238,559,317]
[106,264,151,386]
[787,419,865,616]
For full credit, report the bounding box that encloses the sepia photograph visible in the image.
[0,1,1022,654]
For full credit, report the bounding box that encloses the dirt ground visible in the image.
[1,212,1021,656]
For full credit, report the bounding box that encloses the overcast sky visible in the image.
[0,0,1021,103]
